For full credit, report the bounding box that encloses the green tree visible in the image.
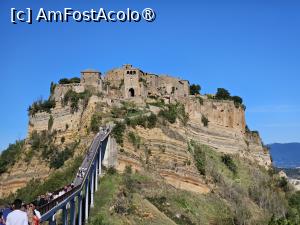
[59,78,70,84]
[190,84,201,95]
[231,95,243,105]
[215,88,231,100]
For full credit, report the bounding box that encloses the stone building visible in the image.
[105,64,190,99]
[51,64,190,101]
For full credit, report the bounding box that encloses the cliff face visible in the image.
[186,97,271,167]
[0,68,271,198]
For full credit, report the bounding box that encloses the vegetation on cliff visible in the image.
[190,84,201,95]
[62,89,91,112]
[58,77,81,84]
[28,98,56,116]
[0,140,24,174]
[211,88,246,110]
[26,130,79,169]
[0,155,83,204]
[189,141,300,225]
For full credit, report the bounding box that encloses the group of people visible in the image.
[36,183,75,207]
[0,127,111,225]
[0,183,76,225]
[76,167,87,179]
[0,199,41,225]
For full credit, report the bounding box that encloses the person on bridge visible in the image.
[2,204,12,224]
[0,212,5,225]
[6,199,28,225]
[32,210,40,225]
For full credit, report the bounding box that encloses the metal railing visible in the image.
[38,129,111,221]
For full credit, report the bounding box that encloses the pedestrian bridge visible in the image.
[38,126,117,225]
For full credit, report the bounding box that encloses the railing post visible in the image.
[49,215,56,225]
[78,193,83,225]
[90,167,95,208]
[85,180,89,223]
[70,198,76,225]
[62,205,68,225]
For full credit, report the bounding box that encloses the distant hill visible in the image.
[269,143,300,168]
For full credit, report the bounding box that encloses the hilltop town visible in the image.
[2,65,294,225]
[0,64,271,197]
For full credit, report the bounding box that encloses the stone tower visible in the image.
[81,69,103,93]
[123,64,143,98]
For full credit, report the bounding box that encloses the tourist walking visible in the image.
[6,199,28,225]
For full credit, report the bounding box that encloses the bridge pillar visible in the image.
[85,181,89,223]
[62,205,68,225]
[95,160,98,192]
[70,198,76,225]
[98,144,102,176]
[91,168,95,208]
[78,193,83,225]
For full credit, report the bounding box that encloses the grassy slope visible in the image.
[88,140,294,225]
[89,171,232,225]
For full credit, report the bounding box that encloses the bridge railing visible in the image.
[38,185,81,215]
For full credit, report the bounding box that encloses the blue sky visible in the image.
[0,0,299,151]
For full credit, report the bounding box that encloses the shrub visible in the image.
[193,144,206,175]
[158,103,188,125]
[58,77,80,84]
[28,99,56,116]
[231,95,243,107]
[277,177,290,192]
[90,113,102,133]
[147,99,165,108]
[123,166,134,191]
[49,147,74,169]
[107,167,117,175]
[221,154,237,175]
[30,130,48,151]
[190,84,201,95]
[124,165,132,175]
[112,122,126,145]
[126,113,157,129]
[111,106,126,118]
[50,82,56,95]
[158,106,177,124]
[197,96,204,105]
[147,113,157,128]
[48,115,54,131]
[201,115,209,127]
[128,132,141,149]
[63,90,91,113]
[0,140,24,174]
